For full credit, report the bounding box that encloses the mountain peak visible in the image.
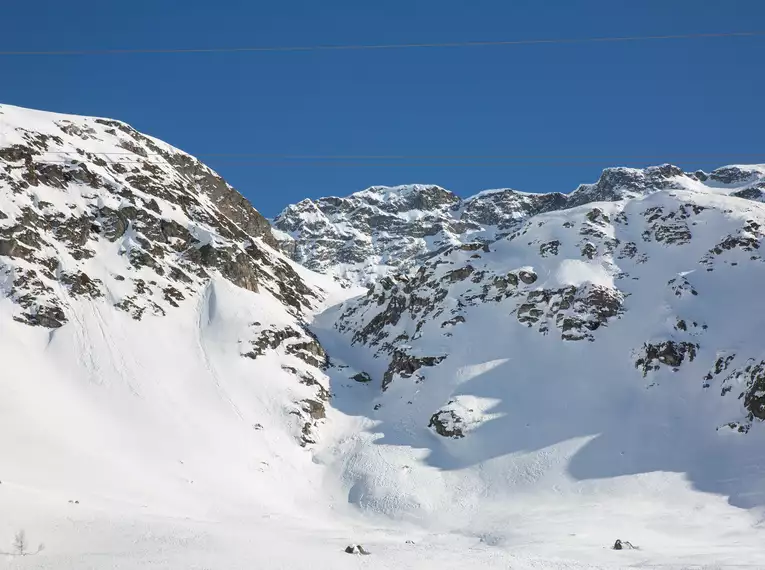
[0,102,317,328]
[351,184,460,211]
[273,162,765,284]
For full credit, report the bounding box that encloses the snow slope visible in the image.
[0,103,368,567]
[2,103,765,569]
[311,168,765,567]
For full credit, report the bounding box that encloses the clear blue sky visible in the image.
[1,1,763,217]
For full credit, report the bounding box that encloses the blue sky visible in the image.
[1,0,763,217]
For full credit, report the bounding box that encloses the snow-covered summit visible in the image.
[354,183,456,205]
[273,162,765,284]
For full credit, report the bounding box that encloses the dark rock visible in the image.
[568,165,684,208]
[444,265,474,282]
[539,240,560,257]
[383,351,446,391]
[742,362,765,421]
[580,243,597,259]
[518,270,537,284]
[59,271,103,298]
[732,186,765,202]
[21,305,67,328]
[429,408,465,439]
[145,198,161,213]
[516,284,623,341]
[163,286,185,307]
[635,341,699,376]
[709,166,758,185]
[352,372,373,383]
[98,207,129,242]
[350,292,407,347]
[301,398,326,420]
[692,170,709,182]
[344,544,371,555]
[286,336,328,369]
[441,315,466,328]
[243,326,301,359]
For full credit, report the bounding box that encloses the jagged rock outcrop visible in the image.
[273,164,765,286]
[428,408,466,439]
[704,355,765,433]
[326,165,765,437]
[0,104,317,329]
[634,341,700,376]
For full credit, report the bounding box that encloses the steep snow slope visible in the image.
[273,165,765,284]
[0,103,383,568]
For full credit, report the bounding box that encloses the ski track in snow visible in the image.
[196,281,245,422]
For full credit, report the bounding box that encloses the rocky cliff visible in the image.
[273,165,765,285]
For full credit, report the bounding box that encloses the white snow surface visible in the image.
[1,103,765,569]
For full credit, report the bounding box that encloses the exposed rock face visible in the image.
[7,99,765,509]
[709,166,762,185]
[704,356,765,432]
[516,284,624,341]
[567,164,686,207]
[324,165,765,437]
[383,351,447,391]
[0,103,331,448]
[429,409,465,439]
[271,183,590,284]
[351,371,373,383]
[0,105,313,330]
[272,164,765,285]
[634,341,699,376]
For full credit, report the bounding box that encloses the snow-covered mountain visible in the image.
[273,165,765,284]
[3,102,765,569]
[331,171,765,439]
[0,103,379,567]
[279,163,765,565]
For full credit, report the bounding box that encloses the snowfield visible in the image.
[1,103,765,569]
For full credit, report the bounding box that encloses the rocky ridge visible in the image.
[0,103,341,447]
[272,164,765,285]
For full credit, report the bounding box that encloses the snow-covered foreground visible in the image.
[312,312,765,570]
[0,275,759,570]
[1,283,763,569]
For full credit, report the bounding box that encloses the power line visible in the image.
[0,30,763,56]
